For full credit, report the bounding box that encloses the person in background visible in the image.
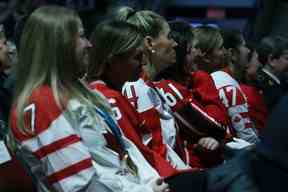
[254,36,288,110]
[0,22,34,192]
[154,20,229,168]
[193,25,259,146]
[220,28,268,131]
[9,6,168,192]
[0,24,12,125]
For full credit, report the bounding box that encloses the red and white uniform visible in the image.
[10,85,160,192]
[240,84,268,131]
[89,80,179,176]
[122,79,188,169]
[211,71,259,144]
[153,71,228,168]
[154,71,229,130]
[188,71,230,127]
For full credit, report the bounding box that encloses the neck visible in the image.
[143,62,158,80]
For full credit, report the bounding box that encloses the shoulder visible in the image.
[192,70,211,80]
[89,80,121,99]
[211,71,240,89]
[10,86,64,141]
[191,71,215,88]
[122,79,150,102]
[122,79,160,112]
[122,79,149,95]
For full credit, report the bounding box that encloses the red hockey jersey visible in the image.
[121,79,188,169]
[89,80,181,176]
[123,77,224,168]
[240,84,268,131]
[211,71,259,144]
[153,71,228,168]
[153,71,229,139]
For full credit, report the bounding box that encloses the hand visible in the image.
[198,137,220,151]
[152,178,170,192]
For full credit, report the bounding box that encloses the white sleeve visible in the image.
[20,111,98,192]
[72,103,157,192]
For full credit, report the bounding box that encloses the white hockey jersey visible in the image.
[211,71,259,144]
[122,79,188,169]
[10,85,160,192]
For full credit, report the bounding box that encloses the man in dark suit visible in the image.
[254,36,288,110]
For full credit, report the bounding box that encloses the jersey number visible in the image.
[157,83,183,107]
[218,86,237,108]
[108,99,122,121]
[24,103,36,132]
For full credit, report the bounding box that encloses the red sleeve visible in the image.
[112,94,145,143]
[113,95,179,176]
[191,71,230,127]
[154,79,227,139]
[240,84,268,131]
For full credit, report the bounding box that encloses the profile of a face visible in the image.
[0,37,11,72]
[185,43,202,73]
[246,51,261,81]
[270,51,288,74]
[75,23,91,76]
[146,24,178,77]
[235,38,250,71]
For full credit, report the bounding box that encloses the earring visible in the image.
[151,49,156,53]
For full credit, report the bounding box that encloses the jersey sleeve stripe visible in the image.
[47,158,93,184]
[22,114,78,151]
[43,142,93,175]
[52,167,96,192]
[34,135,81,159]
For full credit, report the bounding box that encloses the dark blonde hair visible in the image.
[193,26,223,54]
[114,6,167,38]
[88,20,143,79]
[193,25,224,72]
[14,6,110,134]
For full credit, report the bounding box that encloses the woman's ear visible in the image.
[144,36,155,53]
